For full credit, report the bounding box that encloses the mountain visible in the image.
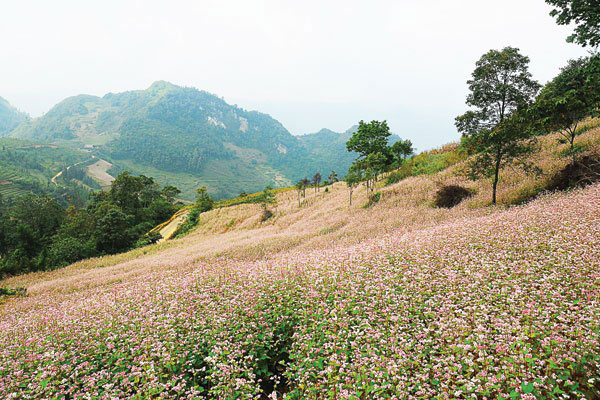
[298,125,403,179]
[297,127,357,178]
[0,97,28,136]
[10,82,357,199]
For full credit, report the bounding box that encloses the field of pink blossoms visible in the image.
[0,182,599,399]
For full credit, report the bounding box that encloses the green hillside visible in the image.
[0,97,28,137]
[0,138,93,205]
[9,82,361,198]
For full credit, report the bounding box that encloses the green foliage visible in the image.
[364,191,381,208]
[327,171,338,183]
[0,287,26,297]
[532,54,600,152]
[0,138,93,206]
[174,208,200,238]
[94,204,133,254]
[47,237,96,268]
[0,171,181,277]
[385,147,466,185]
[546,0,600,47]
[195,186,214,213]
[346,120,392,158]
[257,186,277,207]
[456,47,541,204]
[390,139,414,165]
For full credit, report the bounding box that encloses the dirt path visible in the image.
[86,159,115,189]
[51,157,96,186]
[149,209,190,242]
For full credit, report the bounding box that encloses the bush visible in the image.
[385,147,466,186]
[0,287,26,297]
[47,237,96,268]
[260,207,273,222]
[364,192,381,208]
[547,155,600,191]
[434,185,473,208]
[135,231,163,247]
[174,208,200,238]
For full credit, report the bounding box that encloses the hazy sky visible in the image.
[0,0,589,150]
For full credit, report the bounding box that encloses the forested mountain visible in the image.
[0,97,28,136]
[8,82,359,198]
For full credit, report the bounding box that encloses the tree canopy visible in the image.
[532,54,600,152]
[546,0,600,47]
[346,120,392,158]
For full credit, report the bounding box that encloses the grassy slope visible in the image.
[1,125,599,398]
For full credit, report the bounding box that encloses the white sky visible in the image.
[0,0,588,150]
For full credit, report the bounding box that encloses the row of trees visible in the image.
[0,172,182,277]
[340,49,598,206]
[337,1,600,207]
[294,171,339,206]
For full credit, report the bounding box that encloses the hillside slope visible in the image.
[1,125,599,398]
[9,82,359,198]
[0,96,28,136]
[0,137,94,204]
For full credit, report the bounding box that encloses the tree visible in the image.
[345,170,361,206]
[532,54,600,157]
[312,172,322,192]
[545,0,600,47]
[352,152,387,196]
[94,205,133,254]
[161,185,181,203]
[463,110,538,205]
[346,120,392,158]
[300,177,310,197]
[390,139,414,165]
[328,171,338,184]
[195,186,214,213]
[456,47,540,205]
[295,180,304,207]
[258,186,277,221]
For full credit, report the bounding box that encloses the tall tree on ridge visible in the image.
[532,54,600,158]
[456,47,541,205]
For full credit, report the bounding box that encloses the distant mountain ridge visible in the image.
[0,97,28,136]
[5,82,364,198]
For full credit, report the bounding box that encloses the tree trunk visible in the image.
[569,123,578,162]
[349,189,352,206]
[492,149,502,205]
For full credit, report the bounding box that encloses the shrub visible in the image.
[47,237,97,268]
[260,207,273,222]
[0,287,26,297]
[174,208,200,238]
[547,155,600,191]
[135,231,163,247]
[434,185,473,208]
[364,192,381,208]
